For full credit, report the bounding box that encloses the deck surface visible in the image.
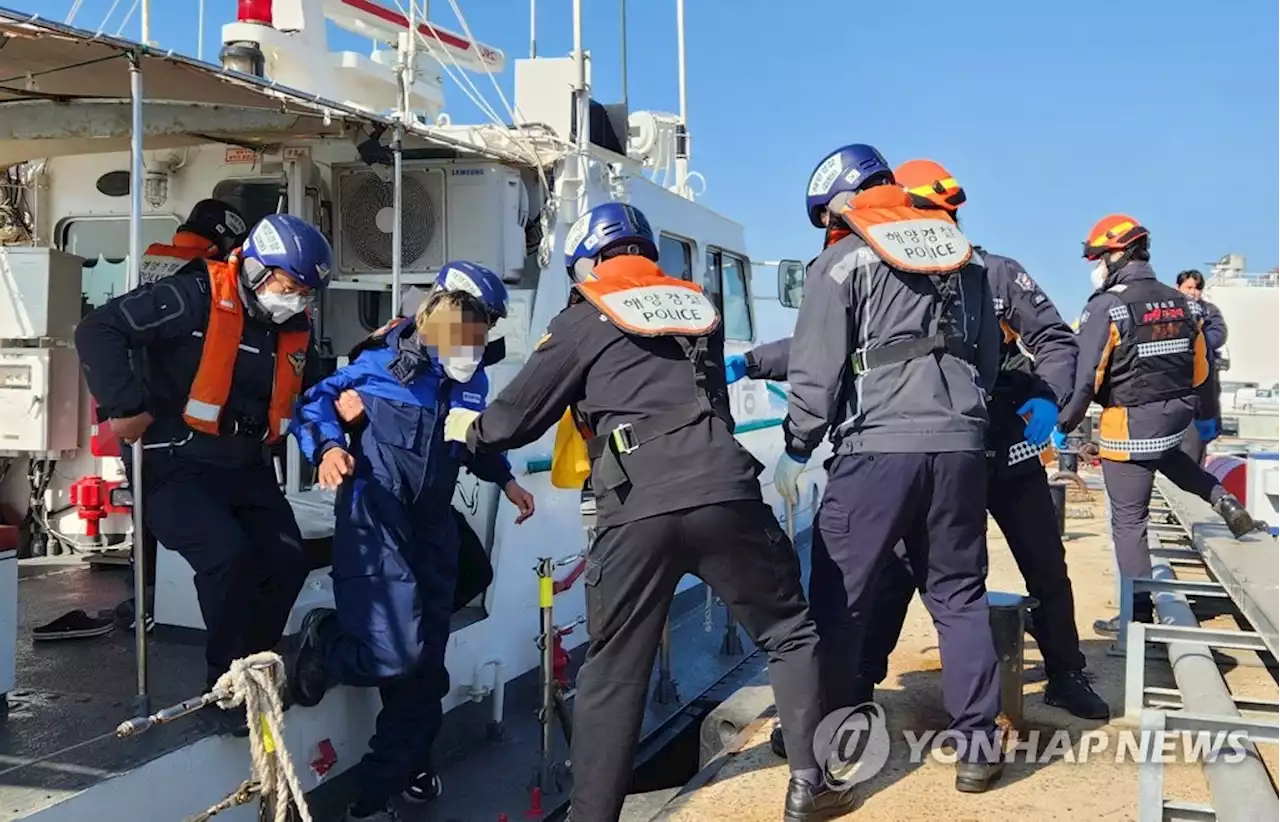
[643,470,1280,822]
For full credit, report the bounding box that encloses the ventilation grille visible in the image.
[335,167,444,273]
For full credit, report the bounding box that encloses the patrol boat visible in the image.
[0,2,830,819]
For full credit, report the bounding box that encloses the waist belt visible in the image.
[586,401,712,493]
[218,413,268,439]
[852,333,973,376]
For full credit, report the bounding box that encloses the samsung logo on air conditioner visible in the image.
[451,168,485,176]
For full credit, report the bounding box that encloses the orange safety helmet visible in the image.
[1082,214,1148,260]
[894,159,966,212]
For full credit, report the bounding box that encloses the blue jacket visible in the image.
[290,320,512,503]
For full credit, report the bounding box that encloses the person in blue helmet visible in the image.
[76,213,332,733]
[767,144,1006,793]
[286,261,536,822]
[440,202,849,822]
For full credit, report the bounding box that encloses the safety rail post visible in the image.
[531,554,584,796]
[126,47,150,717]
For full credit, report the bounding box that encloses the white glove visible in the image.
[443,407,480,444]
[774,451,807,505]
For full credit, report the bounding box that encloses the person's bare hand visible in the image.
[335,390,365,423]
[318,448,355,489]
[504,480,536,524]
[110,412,154,444]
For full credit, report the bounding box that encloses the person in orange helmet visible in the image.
[736,159,1110,730]
[867,159,1110,719]
[1059,214,1257,637]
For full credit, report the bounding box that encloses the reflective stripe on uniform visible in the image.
[184,398,223,423]
[1135,338,1191,358]
[1099,431,1184,456]
[1006,438,1050,466]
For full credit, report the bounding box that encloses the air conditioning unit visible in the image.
[332,161,529,279]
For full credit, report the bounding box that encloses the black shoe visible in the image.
[32,609,115,641]
[955,760,1003,793]
[1044,671,1110,720]
[1213,494,1257,538]
[1093,605,1154,639]
[402,770,442,804]
[770,724,787,758]
[784,775,857,821]
[288,608,335,708]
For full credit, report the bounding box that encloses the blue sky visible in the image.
[34,0,1280,316]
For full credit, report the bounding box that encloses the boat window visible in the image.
[658,233,693,281]
[704,248,754,341]
[211,179,285,227]
[719,252,754,341]
[58,215,182,313]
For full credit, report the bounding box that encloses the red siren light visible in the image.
[237,0,274,26]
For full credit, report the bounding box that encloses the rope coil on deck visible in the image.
[198,652,313,822]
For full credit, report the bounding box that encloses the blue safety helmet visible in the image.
[431,260,509,324]
[804,144,894,228]
[240,214,333,291]
[563,202,658,282]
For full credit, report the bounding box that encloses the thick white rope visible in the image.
[212,652,313,822]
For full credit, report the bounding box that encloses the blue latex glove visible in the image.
[725,354,748,386]
[1016,397,1058,446]
[1194,418,1219,444]
[774,450,807,504]
[1050,426,1067,451]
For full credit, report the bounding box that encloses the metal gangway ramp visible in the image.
[1121,477,1279,822]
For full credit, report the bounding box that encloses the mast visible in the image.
[619,0,629,112]
[674,0,690,198]
[530,0,537,58]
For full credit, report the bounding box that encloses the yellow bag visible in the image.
[551,408,591,489]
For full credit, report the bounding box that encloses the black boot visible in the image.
[955,760,1004,793]
[1093,595,1154,639]
[770,724,787,758]
[1044,671,1110,720]
[1213,494,1257,538]
[784,776,857,821]
[288,608,335,708]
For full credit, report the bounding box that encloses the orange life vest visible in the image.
[139,231,220,283]
[834,186,973,275]
[183,257,310,444]
[574,256,721,337]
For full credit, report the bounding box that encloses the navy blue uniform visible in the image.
[291,319,511,806]
[861,254,1089,687]
[76,261,317,688]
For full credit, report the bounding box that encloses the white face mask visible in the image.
[442,346,483,383]
[1089,261,1109,290]
[257,288,308,324]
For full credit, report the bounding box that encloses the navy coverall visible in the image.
[291,320,512,805]
[76,261,317,689]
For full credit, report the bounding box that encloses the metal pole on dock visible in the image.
[127,49,150,715]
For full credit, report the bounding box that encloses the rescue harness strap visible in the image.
[852,332,973,376]
[851,270,973,376]
[585,335,720,494]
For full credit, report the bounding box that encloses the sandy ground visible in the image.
[662,470,1279,821]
